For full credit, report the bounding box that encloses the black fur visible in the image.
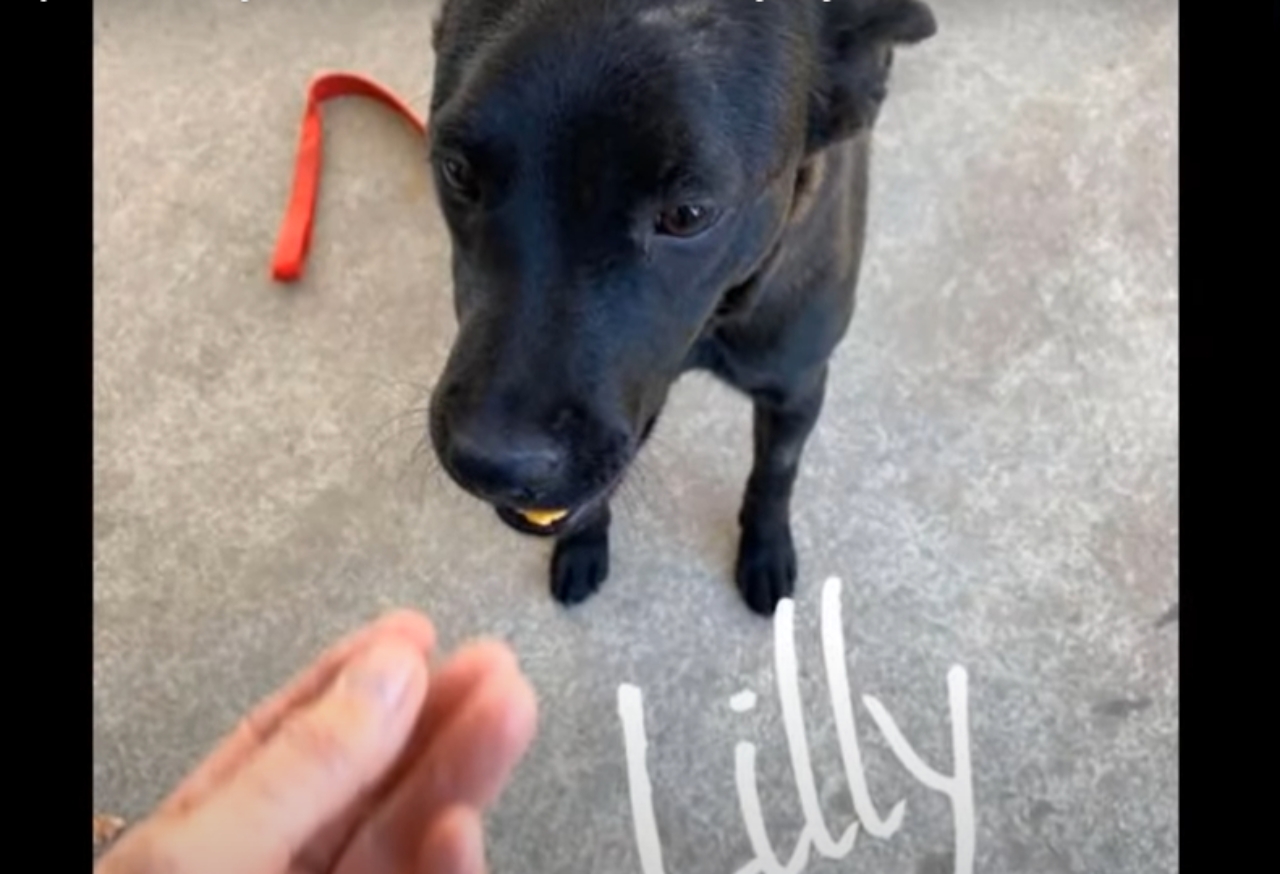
[426,0,936,615]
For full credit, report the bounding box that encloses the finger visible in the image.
[420,807,486,874]
[303,641,519,868]
[338,663,536,869]
[161,610,435,814]
[397,641,519,783]
[399,663,537,811]
[171,638,430,874]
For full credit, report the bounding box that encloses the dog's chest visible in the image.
[685,325,791,399]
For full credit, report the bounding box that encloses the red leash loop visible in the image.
[270,72,428,283]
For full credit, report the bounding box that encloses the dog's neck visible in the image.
[710,150,830,321]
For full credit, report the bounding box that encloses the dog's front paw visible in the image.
[736,522,797,616]
[550,528,610,606]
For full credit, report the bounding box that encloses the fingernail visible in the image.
[341,642,419,711]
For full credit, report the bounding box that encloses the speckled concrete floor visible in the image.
[94,1,1178,871]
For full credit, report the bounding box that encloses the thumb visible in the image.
[177,639,429,874]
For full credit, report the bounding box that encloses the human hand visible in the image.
[96,611,538,874]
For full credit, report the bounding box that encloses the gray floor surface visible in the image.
[93,1,1178,872]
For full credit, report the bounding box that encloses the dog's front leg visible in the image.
[737,368,828,616]
[550,503,612,606]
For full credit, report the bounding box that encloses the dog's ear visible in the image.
[431,0,460,53]
[432,0,516,65]
[807,0,937,153]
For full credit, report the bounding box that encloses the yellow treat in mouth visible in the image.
[519,508,570,527]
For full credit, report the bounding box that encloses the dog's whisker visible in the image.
[611,479,638,520]
[335,368,438,396]
[628,447,673,507]
[612,455,665,521]
[362,412,432,471]
[389,434,445,507]
[374,412,431,446]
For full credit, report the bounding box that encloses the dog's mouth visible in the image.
[495,505,576,537]
[467,412,659,539]
[517,507,572,527]
[491,438,645,538]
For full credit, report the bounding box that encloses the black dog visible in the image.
[425,0,935,616]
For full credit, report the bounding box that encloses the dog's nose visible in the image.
[445,429,567,503]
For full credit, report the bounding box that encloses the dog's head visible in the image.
[426,0,934,535]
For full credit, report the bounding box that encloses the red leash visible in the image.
[270,72,428,283]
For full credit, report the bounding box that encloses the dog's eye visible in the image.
[655,204,718,238]
[437,156,479,200]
